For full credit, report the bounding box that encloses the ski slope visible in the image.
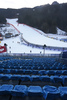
[7,18,67,48]
[0,18,67,54]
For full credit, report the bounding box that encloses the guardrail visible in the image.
[0,53,60,58]
[22,36,67,52]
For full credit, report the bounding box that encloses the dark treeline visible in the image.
[18,3,67,34]
[0,8,17,24]
[0,3,67,34]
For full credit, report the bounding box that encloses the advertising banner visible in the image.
[0,46,7,53]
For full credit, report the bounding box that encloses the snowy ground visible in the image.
[46,33,67,40]
[0,18,67,54]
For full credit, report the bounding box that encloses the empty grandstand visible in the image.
[0,56,66,100]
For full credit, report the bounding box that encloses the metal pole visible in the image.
[43,44,46,56]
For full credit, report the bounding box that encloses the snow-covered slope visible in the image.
[0,18,67,54]
[57,27,67,35]
[7,18,67,47]
[1,36,44,53]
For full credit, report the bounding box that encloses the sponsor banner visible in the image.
[0,46,7,53]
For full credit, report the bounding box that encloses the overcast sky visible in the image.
[0,0,67,9]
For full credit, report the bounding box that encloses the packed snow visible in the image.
[0,18,67,54]
[7,18,67,47]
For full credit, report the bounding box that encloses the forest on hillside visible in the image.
[0,3,67,34]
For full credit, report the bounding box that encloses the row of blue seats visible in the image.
[0,58,66,70]
[0,69,67,75]
[0,74,67,85]
[0,57,13,61]
[0,64,67,70]
[0,84,66,100]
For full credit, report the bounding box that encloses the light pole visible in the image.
[4,43,7,53]
[43,44,46,55]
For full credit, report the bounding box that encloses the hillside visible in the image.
[0,3,67,34]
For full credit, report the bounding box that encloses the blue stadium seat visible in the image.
[32,70,39,75]
[28,86,43,96]
[20,75,31,82]
[55,70,62,76]
[16,69,24,74]
[40,75,52,86]
[32,65,39,70]
[50,76,62,83]
[30,75,40,82]
[10,69,18,74]
[11,85,27,97]
[10,75,21,80]
[10,66,16,69]
[38,66,44,70]
[3,69,10,74]
[47,70,56,75]
[24,70,32,74]
[0,84,13,95]
[40,75,51,82]
[39,70,47,75]
[14,66,21,69]
[62,65,67,70]
[44,66,50,70]
[22,66,26,69]
[0,74,4,79]
[60,76,67,86]
[26,66,31,70]
[0,69,4,73]
[50,76,62,87]
[0,74,12,85]
[58,86,67,100]
[50,62,58,70]
[10,75,21,85]
[62,70,67,75]
[3,65,10,69]
[43,85,60,100]
[0,74,11,80]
